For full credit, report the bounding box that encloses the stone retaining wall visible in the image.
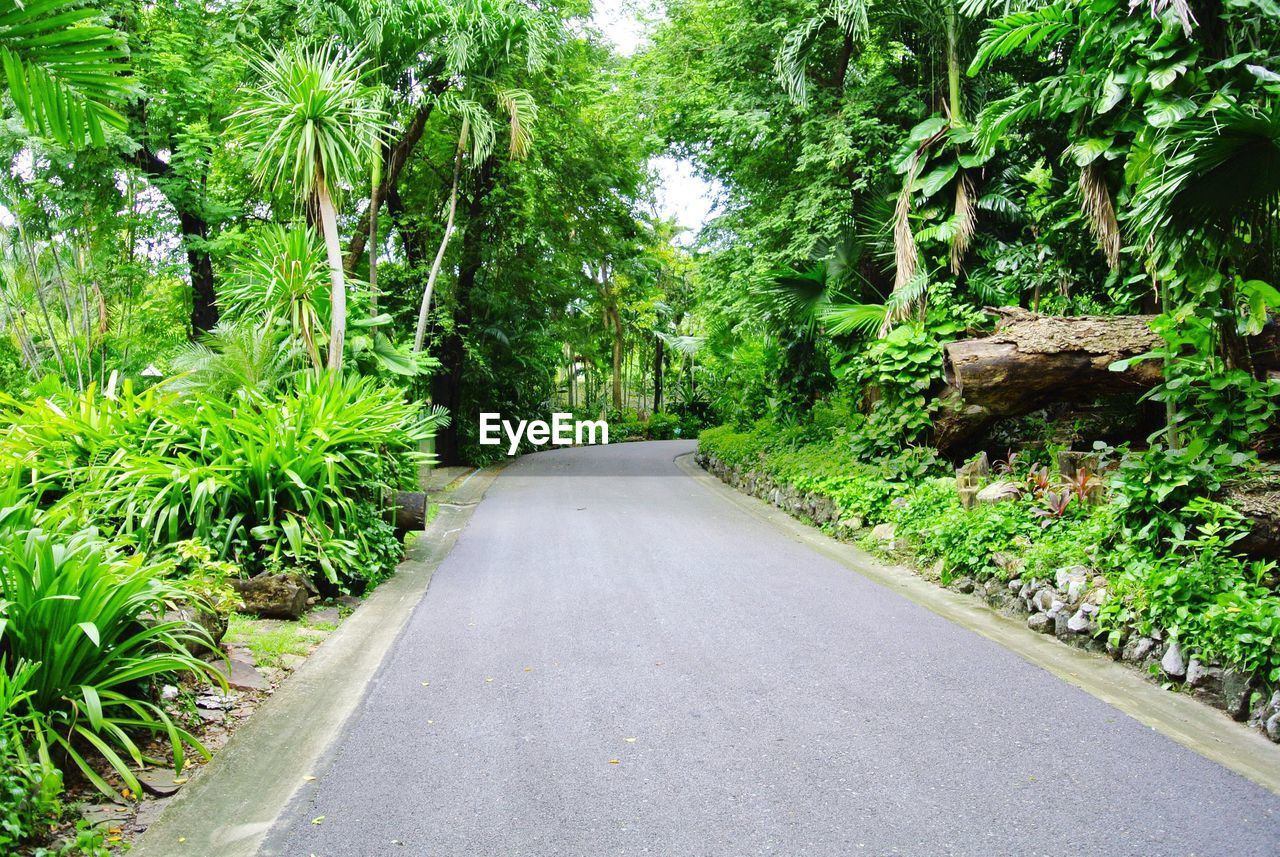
[696,451,1280,743]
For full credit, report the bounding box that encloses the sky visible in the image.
[590,0,719,242]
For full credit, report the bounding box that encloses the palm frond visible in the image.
[1079,161,1121,270]
[886,152,923,333]
[968,1,1076,75]
[495,87,538,158]
[820,302,886,337]
[0,0,135,146]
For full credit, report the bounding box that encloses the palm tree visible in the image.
[230,43,384,370]
[0,0,134,146]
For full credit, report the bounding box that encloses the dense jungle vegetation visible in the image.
[0,0,1277,851]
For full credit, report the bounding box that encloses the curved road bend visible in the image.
[269,440,1279,856]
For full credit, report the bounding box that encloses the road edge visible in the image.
[675,452,1280,796]
[130,466,502,857]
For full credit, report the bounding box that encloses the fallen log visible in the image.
[1228,485,1280,563]
[932,309,1279,453]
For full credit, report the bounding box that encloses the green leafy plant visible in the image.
[0,525,224,798]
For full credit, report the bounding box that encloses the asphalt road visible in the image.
[269,440,1279,856]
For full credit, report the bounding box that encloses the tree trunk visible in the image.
[345,96,441,273]
[653,335,664,412]
[368,156,381,313]
[315,178,347,371]
[611,309,623,410]
[431,159,494,465]
[128,146,219,337]
[933,309,1165,452]
[413,120,468,353]
[945,3,963,122]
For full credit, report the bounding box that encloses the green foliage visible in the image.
[0,373,439,588]
[0,520,223,799]
[1108,440,1252,541]
[0,0,135,146]
[1098,500,1280,682]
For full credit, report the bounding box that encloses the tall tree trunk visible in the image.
[653,335,664,412]
[368,156,381,313]
[181,211,218,337]
[315,177,347,371]
[345,95,442,273]
[431,159,495,465]
[946,3,963,122]
[611,308,623,410]
[129,145,219,337]
[413,120,468,353]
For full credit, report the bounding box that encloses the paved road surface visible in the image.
[269,441,1279,856]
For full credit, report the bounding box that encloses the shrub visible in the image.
[0,524,224,798]
[0,372,440,589]
[645,412,680,440]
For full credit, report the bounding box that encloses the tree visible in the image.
[230,43,384,370]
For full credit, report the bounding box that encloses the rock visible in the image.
[137,768,185,797]
[1161,641,1187,679]
[213,657,267,692]
[1265,713,1280,742]
[837,517,864,532]
[1007,578,1023,592]
[80,803,127,828]
[1053,611,1070,637]
[953,577,976,594]
[1223,670,1258,722]
[870,523,897,544]
[336,595,361,610]
[1185,659,1222,691]
[1065,578,1087,605]
[1027,613,1053,634]
[1066,609,1094,634]
[976,481,1021,504]
[160,684,179,701]
[1031,588,1055,614]
[195,690,237,710]
[1084,587,1109,607]
[1122,636,1155,662]
[164,606,228,653]
[990,552,1024,576]
[1055,565,1089,591]
[196,707,225,723]
[926,560,944,580]
[1047,599,1065,617]
[230,574,310,620]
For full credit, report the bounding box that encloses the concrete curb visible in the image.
[676,452,1280,796]
[130,466,501,857]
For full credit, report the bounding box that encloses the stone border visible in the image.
[682,452,1280,795]
[127,466,500,857]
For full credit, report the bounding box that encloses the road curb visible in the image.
[675,452,1280,796]
[130,466,501,857]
